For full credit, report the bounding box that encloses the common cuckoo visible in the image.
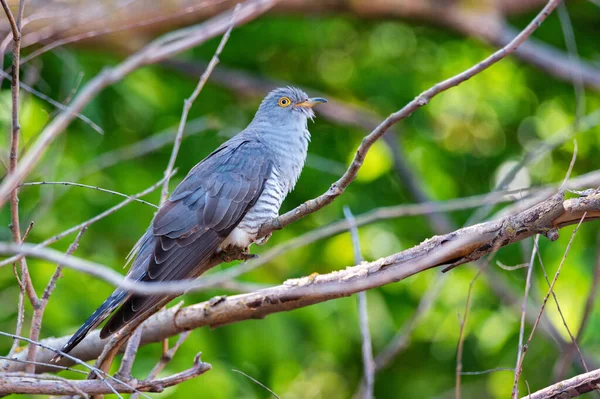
[52,87,327,360]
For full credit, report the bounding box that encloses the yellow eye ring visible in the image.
[278,97,291,108]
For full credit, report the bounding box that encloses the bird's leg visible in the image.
[220,246,258,263]
[239,247,258,262]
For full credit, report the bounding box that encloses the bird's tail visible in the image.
[50,290,128,363]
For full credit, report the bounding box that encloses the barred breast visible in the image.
[221,166,288,249]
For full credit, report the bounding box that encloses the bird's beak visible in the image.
[294,97,328,108]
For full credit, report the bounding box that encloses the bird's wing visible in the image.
[100,138,272,337]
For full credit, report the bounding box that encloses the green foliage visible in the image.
[1,5,600,398]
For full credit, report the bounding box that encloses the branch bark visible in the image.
[3,189,600,372]
[524,367,600,399]
[0,355,210,395]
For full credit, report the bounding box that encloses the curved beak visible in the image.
[295,97,328,108]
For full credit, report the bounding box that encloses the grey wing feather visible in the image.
[100,138,272,338]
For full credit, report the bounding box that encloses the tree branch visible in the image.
[524,367,600,399]
[3,189,600,372]
[0,0,279,208]
[257,0,563,240]
[0,354,210,395]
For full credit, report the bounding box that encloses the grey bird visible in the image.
[51,87,326,361]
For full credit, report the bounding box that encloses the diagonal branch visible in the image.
[524,367,600,399]
[257,0,563,240]
[3,190,600,372]
[0,0,280,208]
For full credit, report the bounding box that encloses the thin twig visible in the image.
[497,261,531,271]
[456,269,482,399]
[532,240,590,377]
[0,331,149,399]
[512,214,588,397]
[7,220,33,357]
[0,69,104,134]
[2,0,38,309]
[557,1,586,127]
[161,4,239,203]
[20,181,158,208]
[115,328,143,382]
[0,172,173,269]
[511,235,540,399]
[0,0,279,208]
[461,367,514,376]
[232,369,280,399]
[257,0,564,240]
[25,228,87,373]
[344,206,375,399]
[129,330,192,399]
[560,140,578,191]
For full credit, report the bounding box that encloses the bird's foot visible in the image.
[240,248,258,263]
[255,232,272,246]
[220,247,258,263]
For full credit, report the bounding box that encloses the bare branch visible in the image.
[20,181,158,208]
[456,269,482,399]
[344,207,374,399]
[4,190,600,371]
[524,367,600,399]
[512,212,589,397]
[114,328,142,382]
[7,221,33,357]
[511,235,539,398]
[25,227,87,374]
[0,0,280,208]
[0,172,172,269]
[257,0,563,240]
[0,331,149,398]
[2,190,600,297]
[160,3,239,203]
[0,355,210,395]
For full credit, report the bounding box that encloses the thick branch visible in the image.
[3,190,600,372]
[524,367,600,399]
[0,356,210,395]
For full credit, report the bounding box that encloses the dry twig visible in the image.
[257,0,564,241]
[344,207,375,399]
[161,4,239,203]
[512,213,589,398]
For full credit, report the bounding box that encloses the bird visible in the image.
[51,87,327,362]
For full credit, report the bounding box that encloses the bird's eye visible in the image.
[278,97,291,108]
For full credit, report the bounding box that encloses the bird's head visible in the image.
[253,86,327,126]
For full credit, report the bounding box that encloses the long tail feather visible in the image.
[50,290,128,363]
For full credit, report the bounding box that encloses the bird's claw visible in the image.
[220,247,258,263]
[255,233,272,246]
[240,248,258,263]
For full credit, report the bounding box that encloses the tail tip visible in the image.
[49,352,63,363]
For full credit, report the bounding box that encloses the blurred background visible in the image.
[1,0,600,397]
